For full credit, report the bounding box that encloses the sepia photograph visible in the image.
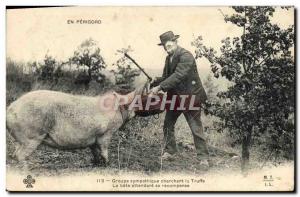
[5,6,295,192]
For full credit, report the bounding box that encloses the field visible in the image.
[6,60,293,177]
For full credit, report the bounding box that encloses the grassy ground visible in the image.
[6,61,292,176]
[7,114,243,176]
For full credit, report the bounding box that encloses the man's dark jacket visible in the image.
[154,46,207,103]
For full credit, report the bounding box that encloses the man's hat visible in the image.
[158,31,180,46]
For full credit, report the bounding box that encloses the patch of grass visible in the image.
[5,59,258,175]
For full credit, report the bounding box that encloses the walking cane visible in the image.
[124,53,152,82]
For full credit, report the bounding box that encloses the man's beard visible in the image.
[167,50,174,55]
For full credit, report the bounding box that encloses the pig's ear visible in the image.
[112,91,121,100]
[112,91,128,106]
[126,90,136,104]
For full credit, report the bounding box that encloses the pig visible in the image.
[6,89,137,167]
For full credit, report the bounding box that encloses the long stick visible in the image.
[124,53,152,81]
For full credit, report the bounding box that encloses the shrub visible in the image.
[111,47,141,92]
[69,38,107,88]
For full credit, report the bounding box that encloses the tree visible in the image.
[192,6,294,173]
[70,38,107,88]
[112,46,141,91]
[31,54,63,84]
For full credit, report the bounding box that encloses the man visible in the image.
[150,31,211,169]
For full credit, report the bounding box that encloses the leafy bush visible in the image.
[69,38,107,87]
[30,55,64,84]
[192,6,294,172]
[111,47,141,91]
[6,58,33,104]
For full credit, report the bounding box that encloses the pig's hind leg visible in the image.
[11,117,51,170]
[14,134,46,162]
[13,131,47,171]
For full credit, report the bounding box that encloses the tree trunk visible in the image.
[241,127,252,175]
[86,67,92,90]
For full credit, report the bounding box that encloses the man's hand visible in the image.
[150,77,163,88]
[150,85,162,95]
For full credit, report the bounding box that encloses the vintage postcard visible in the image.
[6,6,295,192]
